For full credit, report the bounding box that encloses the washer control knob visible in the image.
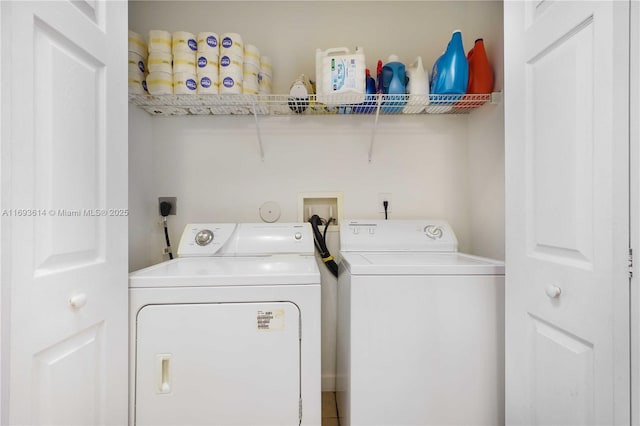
[353,227,360,235]
[195,229,214,246]
[424,225,444,240]
[295,232,302,240]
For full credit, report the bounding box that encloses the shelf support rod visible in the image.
[368,95,383,163]
[251,103,265,161]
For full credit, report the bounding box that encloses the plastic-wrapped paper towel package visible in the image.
[219,32,243,94]
[243,44,260,95]
[171,31,197,95]
[146,30,172,95]
[197,32,219,94]
[128,31,148,94]
[129,29,271,101]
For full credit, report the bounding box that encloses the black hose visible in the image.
[160,201,174,260]
[163,219,173,260]
[309,214,338,278]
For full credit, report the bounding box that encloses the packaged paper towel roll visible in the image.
[128,62,144,82]
[197,32,219,53]
[243,62,259,94]
[197,72,219,94]
[173,72,198,94]
[242,73,259,94]
[128,76,146,95]
[259,55,272,77]
[147,72,173,95]
[148,51,172,74]
[197,51,219,73]
[128,30,147,58]
[172,31,197,52]
[243,62,259,79]
[258,55,272,94]
[219,54,243,76]
[128,51,146,74]
[258,73,272,94]
[219,75,242,94]
[243,44,260,68]
[173,50,196,73]
[148,30,171,53]
[220,33,243,59]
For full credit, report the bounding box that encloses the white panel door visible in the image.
[0,1,128,424]
[632,0,640,423]
[134,302,301,426]
[505,1,630,424]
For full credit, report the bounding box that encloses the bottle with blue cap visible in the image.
[353,69,377,114]
[381,54,407,113]
[430,30,469,95]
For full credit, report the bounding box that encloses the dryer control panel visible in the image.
[177,223,238,257]
[177,223,315,257]
[340,220,458,252]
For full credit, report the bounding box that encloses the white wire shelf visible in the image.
[128,93,495,116]
[129,92,500,162]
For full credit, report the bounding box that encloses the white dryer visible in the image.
[129,223,321,426]
[336,220,505,426]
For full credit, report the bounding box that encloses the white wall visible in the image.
[468,103,504,260]
[128,106,155,272]
[128,0,505,391]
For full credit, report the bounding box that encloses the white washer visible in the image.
[336,220,505,426]
[129,223,321,426]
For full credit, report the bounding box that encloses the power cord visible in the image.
[383,200,389,220]
[309,214,338,278]
[160,201,173,260]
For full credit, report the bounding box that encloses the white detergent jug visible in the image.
[403,56,430,114]
[315,46,366,105]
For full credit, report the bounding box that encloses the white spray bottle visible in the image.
[403,56,430,114]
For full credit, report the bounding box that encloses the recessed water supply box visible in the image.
[297,192,343,231]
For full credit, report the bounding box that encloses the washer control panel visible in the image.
[340,220,458,252]
[423,224,444,240]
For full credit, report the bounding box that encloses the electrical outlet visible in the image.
[378,193,392,213]
[158,197,177,216]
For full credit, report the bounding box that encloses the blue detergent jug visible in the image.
[430,30,469,99]
[381,55,407,113]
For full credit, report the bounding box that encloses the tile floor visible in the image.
[322,392,339,426]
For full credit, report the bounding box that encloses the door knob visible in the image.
[545,285,562,299]
[68,293,88,309]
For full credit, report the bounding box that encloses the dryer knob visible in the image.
[195,229,214,246]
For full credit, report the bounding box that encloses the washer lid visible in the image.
[129,255,320,288]
[341,252,505,275]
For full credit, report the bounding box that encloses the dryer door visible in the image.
[134,302,301,425]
